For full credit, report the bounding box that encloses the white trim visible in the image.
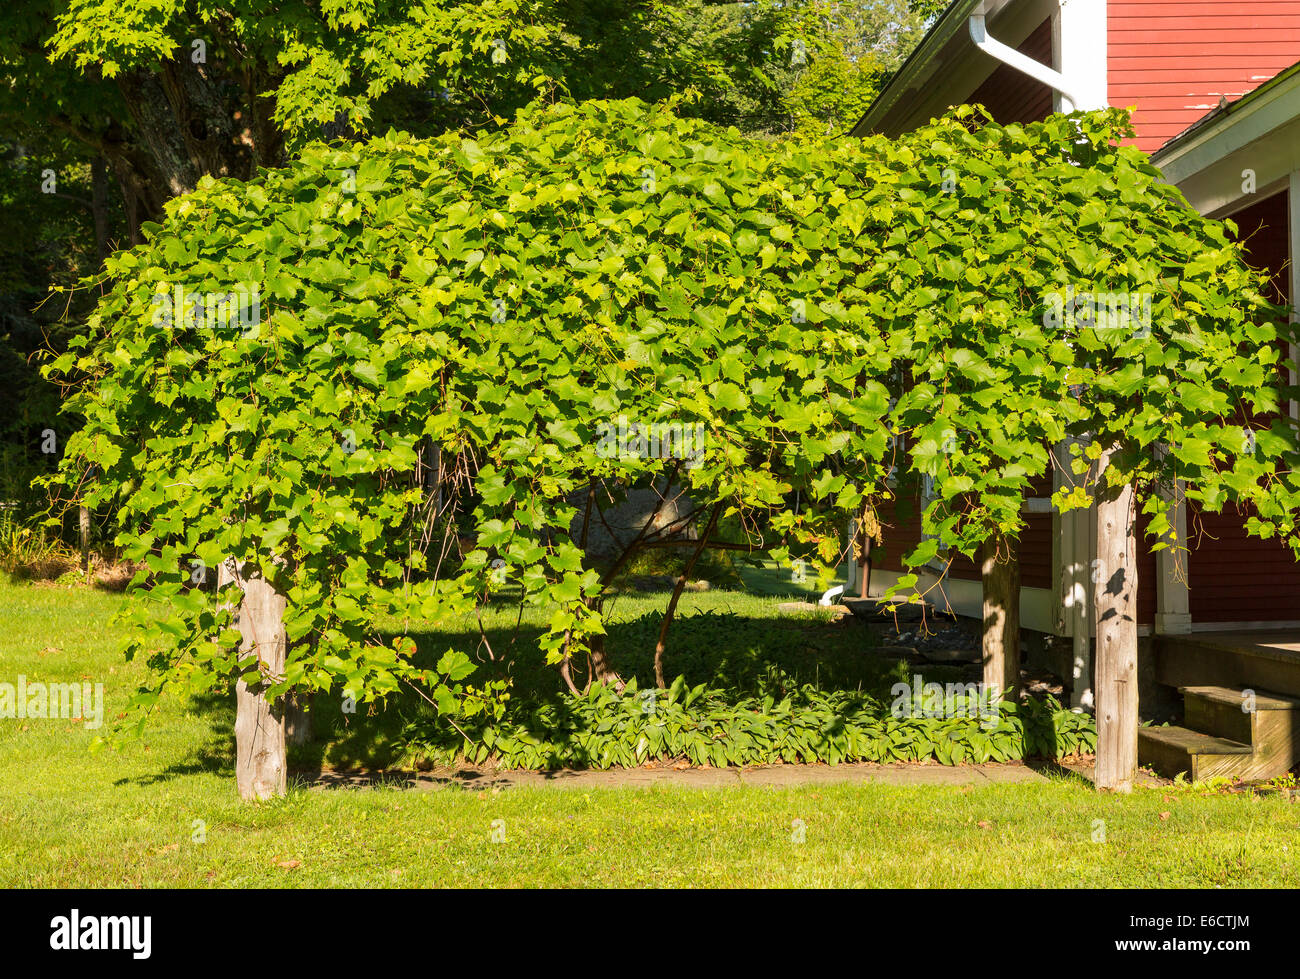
[969,12,1084,109]
[868,568,1057,634]
[1190,620,1300,633]
[1055,438,1095,706]
[1153,68,1300,182]
[1154,478,1191,635]
[857,0,1058,136]
[1289,171,1300,423]
[1153,70,1300,217]
[1056,0,1107,112]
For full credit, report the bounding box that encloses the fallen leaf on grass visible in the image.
[977,820,992,830]
[276,859,301,870]
[153,843,179,855]
[1158,811,1170,821]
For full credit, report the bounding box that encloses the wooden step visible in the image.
[1181,685,1300,741]
[1179,685,1300,780]
[1138,725,1255,781]
[1156,634,1300,699]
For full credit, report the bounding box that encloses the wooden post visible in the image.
[858,536,871,600]
[981,535,1021,701]
[78,506,91,576]
[1094,444,1139,792]
[234,572,289,800]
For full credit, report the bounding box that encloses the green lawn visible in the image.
[1,579,1298,887]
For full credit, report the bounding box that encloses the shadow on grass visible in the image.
[1023,757,1095,786]
[301,607,906,772]
[113,691,236,786]
[120,600,911,780]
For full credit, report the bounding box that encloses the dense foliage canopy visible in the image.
[46,97,1300,728]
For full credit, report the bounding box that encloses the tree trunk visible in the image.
[234,573,289,800]
[588,633,620,688]
[1094,445,1139,793]
[981,534,1020,701]
[654,504,721,688]
[115,59,249,198]
[78,506,91,576]
[91,156,109,266]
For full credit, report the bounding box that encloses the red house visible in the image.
[847,0,1300,778]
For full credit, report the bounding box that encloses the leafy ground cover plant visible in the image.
[398,674,1096,771]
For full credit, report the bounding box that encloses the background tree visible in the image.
[0,126,124,532]
[780,0,932,138]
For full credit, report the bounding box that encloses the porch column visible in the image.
[1057,438,1094,709]
[1289,172,1300,423]
[1154,478,1191,635]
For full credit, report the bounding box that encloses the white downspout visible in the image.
[968,4,1107,710]
[968,13,1086,111]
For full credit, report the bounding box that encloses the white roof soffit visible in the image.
[850,0,1018,137]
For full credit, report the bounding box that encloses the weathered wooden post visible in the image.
[221,561,289,800]
[1094,444,1138,792]
[981,534,1021,700]
[78,505,91,576]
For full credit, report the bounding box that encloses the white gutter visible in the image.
[969,4,1108,711]
[968,13,1085,111]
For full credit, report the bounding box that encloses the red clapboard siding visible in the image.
[1018,472,1057,590]
[1188,508,1300,621]
[946,473,1054,587]
[1186,189,1300,622]
[880,472,1054,591]
[876,492,926,575]
[968,18,1055,126]
[1112,17,1300,31]
[1108,1,1300,154]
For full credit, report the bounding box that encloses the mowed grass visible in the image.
[2,579,1299,887]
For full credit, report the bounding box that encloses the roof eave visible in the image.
[848,0,988,137]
